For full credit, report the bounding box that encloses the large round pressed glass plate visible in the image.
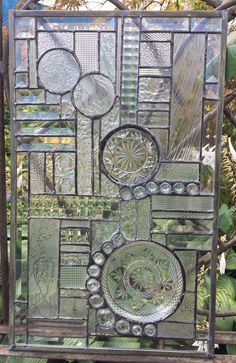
[101,125,159,185]
[101,241,184,323]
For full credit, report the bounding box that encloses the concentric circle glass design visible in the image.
[102,241,184,323]
[38,49,81,94]
[101,126,159,185]
[72,73,115,118]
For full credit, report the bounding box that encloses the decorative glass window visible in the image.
[9,10,227,357]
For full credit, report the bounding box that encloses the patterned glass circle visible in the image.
[102,127,159,185]
[102,241,184,323]
[73,73,115,118]
[38,49,81,94]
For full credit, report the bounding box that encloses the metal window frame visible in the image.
[8,9,228,359]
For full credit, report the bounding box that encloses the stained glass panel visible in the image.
[9,10,227,357]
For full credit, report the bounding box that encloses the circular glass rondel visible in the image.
[101,126,159,185]
[102,241,184,323]
[72,73,115,118]
[38,48,81,94]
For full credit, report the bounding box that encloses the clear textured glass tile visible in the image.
[55,153,75,194]
[155,163,199,182]
[141,32,171,41]
[60,266,88,289]
[38,31,74,57]
[75,32,98,75]
[152,218,213,234]
[205,83,219,100]
[100,32,116,82]
[139,67,171,77]
[152,195,214,212]
[139,77,170,102]
[77,114,92,195]
[140,42,171,67]
[138,102,170,111]
[30,152,45,194]
[170,33,205,161]
[28,218,60,318]
[121,17,140,123]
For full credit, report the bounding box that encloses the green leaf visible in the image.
[218,203,233,234]
[226,344,236,355]
[226,249,236,270]
[226,45,236,81]
[215,276,236,331]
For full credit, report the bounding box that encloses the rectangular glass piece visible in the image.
[55,153,75,194]
[15,17,35,38]
[17,136,75,152]
[155,163,199,182]
[15,73,28,88]
[158,322,195,339]
[142,17,189,31]
[16,89,45,104]
[60,298,87,319]
[16,105,60,120]
[191,18,222,32]
[139,67,171,77]
[167,234,212,251]
[169,33,205,161]
[120,17,140,123]
[138,111,169,127]
[16,120,75,136]
[138,102,169,111]
[30,152,45,194]
[29,40,37,88]
[206,34,221,82]
[60,266,88,289]
[75,32,98,74]
[28,218,60,318]
[77,114,92,195]
[37,17,115,31]
[15,40,28,71]
[152,195,214,212]
[140,42,171,67]
[139,77,170,102]
[38,31,74,57]
[152,218,213,234]
[60,252,89,265]
[100,32,116,82]
[141,32,171,41]
[200,101,217,194]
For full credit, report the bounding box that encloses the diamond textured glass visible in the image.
[9,10,227,358]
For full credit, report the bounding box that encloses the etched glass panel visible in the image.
[10,12,226,355]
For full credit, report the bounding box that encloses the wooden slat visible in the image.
[0,346,236,362]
